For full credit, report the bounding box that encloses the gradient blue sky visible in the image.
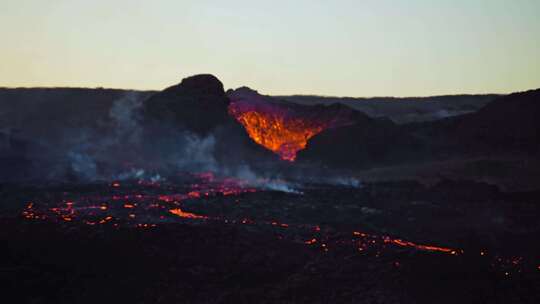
[1,0,539,96]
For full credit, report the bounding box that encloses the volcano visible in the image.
[2,75,540,304]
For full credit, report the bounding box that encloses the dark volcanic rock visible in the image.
[143,74,232,135]
[299,88,540,169]
[408,88,540,155]
[142,75,279,169]
[280,93,499,124]
[174,74,226,96]
[297,116,425,169]
[0,130,31,181]
[0,87,154,142]
[450,88,540,153]
[427,179,501,202]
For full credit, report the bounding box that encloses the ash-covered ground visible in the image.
[2,173,540,303]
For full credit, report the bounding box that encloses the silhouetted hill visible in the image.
[405,88,540,156]
[143,75,232,136]
[298,88,540,169]
[297,116,424,168]
[0,87,155,142]
[142,75,278,168]
[448,88,540,153]
[279,94,499,123]
[1,81,538,187]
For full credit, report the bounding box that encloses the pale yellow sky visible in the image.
[1,0,539,96]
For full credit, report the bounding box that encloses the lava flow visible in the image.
[21,172,256,226]
[20,173,537,276]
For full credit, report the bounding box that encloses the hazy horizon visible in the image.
[0,82,513,99]
[2,0,539,97]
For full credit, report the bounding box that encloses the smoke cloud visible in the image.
[2,90,360,193]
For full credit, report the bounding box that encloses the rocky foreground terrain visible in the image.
[2,177,540,303]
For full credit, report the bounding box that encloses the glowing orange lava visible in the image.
[169,208,208,219]
[382,237,457,254]
[229,104,327,161]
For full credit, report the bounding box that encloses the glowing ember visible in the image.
[305,238,317,245]
[20,173,254,227]
[382,237,457,254]
[169,208,208,219]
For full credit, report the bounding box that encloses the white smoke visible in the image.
[63,92,145,181]
[174,133,219,172]
[113,168,145,181]
[108,92,143,145]
[68,151,97,180]
[263,179,302,194]
[220,164,302,193]
[330,177,362,188]
[44,92,353,193]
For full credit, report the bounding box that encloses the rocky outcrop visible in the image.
[142,75,279,170]
[297,117,425,169]
[143,74,232,136]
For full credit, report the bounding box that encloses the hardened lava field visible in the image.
[3,174,540,303]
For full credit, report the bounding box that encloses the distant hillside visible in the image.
[0,87,499,129]
[421,88,540,154]
[1,83,538,190]
[299,88,540,169]
[0,87,156,140]
[278,94,500,124]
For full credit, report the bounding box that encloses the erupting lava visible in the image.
[229,106,327,161]
[227,88,355,161]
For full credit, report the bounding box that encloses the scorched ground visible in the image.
[2,174,540,303]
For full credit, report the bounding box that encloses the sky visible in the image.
[1,0,539,97]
